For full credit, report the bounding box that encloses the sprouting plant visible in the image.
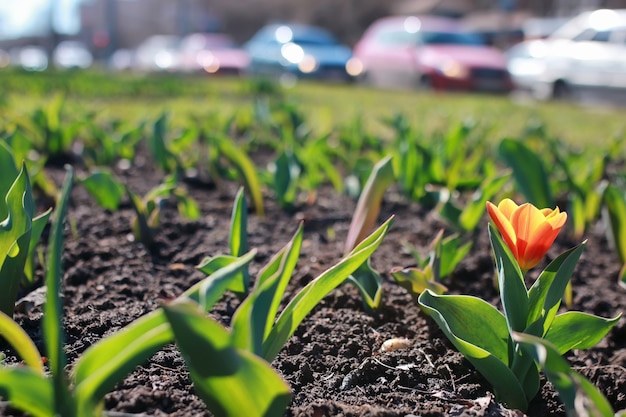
[343,154,395,310]
[419,199,621,414]
[602,184,626,288]
[81,118,145,167]
[127,174,200,251]
[196,187,251,298]
[390,229,471,298]
[497,138,554,209]
[81,170,199,251]
[0,160,52,316]
[208,131,265,217]
[146,183,390,415]
[13,93,85,160]
[438,172,510,234]
[2,175,393,416]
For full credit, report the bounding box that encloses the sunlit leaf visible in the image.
[162,300,292,417]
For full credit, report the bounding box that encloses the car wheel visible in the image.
[552,80,571,100]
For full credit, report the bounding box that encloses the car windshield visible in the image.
[291,34,338,46]
[421,31,485,46]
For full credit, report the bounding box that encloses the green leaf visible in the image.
[0,142,19,220]
[126,186,154,250]
[42,165,74,415]
[215,136,265,217]
[418,291,528,410]
[149,113,175,172]
[544,312,621,355]
[390,266,448,297]
[230,187,248,258]
[0,164,34,316]
[0,367,53,417]
[344,154,394,253]
[603,185,626,286]
[513,332,615,417]
[197,255,248,297]
[498,139,553,208]
[0,310,44,374]
[459,173,510,232]
[81,170,125,211]
[162,300,292,417]
[191,250,257,310]
[73,311,173,414]
[347,259,384,310]
[231,224,303,355]
[488,223,528,333]
[74,250,255,412]
[24,208,52,284]
[439,234,472,279]
[526,242,586,336]
[263,216,393,361]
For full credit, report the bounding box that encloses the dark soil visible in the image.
[1,152,625,417]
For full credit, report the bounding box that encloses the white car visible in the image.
[507,9,626,102]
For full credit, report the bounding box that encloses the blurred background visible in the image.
[2,0,626,104]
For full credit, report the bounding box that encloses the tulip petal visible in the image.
[519,222,558,270]
[497,199,519,219]
[487,201,518,258]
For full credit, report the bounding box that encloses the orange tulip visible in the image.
[486,199,567,270]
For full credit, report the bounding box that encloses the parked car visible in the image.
[506,9,626,102]
[53,40,93,69]
[9,45,48,71]
[134,35,181,72]
[177,32,249,75]
[352,15,513,92]
[244,23,361,82]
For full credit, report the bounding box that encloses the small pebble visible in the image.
[379,337,411,352]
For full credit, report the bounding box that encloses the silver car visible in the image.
[507,9,626,102]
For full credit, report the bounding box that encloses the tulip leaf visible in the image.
[0,142,19,220]
[230,187,248,258]
[80,170,125,211]
[498,139,553,208]
[347,259,384,310]
[74,251,255,411]
[42,166,74,415]
[513,332,614,417]
[390,266,448,297]
[0,310,44,374]
[418,291,528,410]
[344,154,394,253]
[544,312,621,355]
[231,224,303,355]
[215,135,264,217]
[602,184,626,287]
[459,173,510,232]
[0,367,53,417]
[0,164,34,316]
[263,216,393,361]
[162,300,292,417]
[488,223,528,333]
[526,241,586,336]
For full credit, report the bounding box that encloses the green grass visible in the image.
[2,69,625,148]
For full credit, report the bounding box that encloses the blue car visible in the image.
[244,23,361,82]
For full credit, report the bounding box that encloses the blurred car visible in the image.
[506,9,626,101]
[177,32,249,75]
[53,40,93,69]
[9,46,48,71]
[134,35,181,72]
[244,23,361,82]
[352,15,513,92]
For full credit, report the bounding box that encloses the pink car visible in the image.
[353,15,513,93]
[177,33,250,75]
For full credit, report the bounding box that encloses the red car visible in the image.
[353,15,513,93]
